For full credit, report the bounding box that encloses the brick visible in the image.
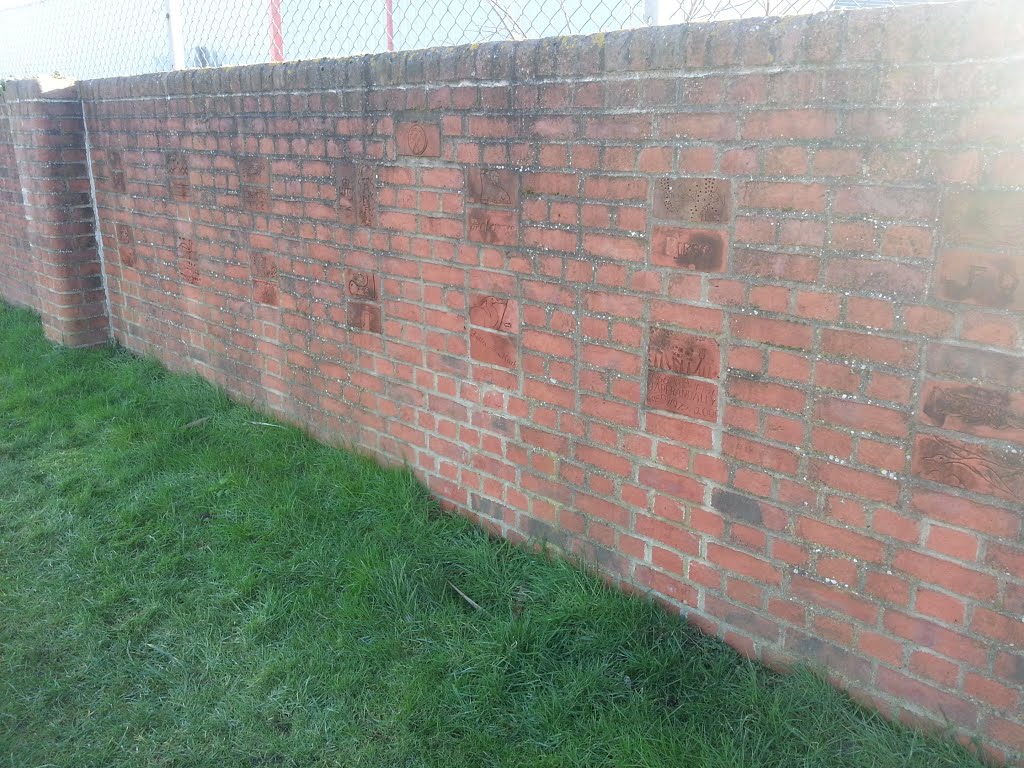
[893,549,998,600]
[740,181,826,213]
[877,669,978,728]
[732,248,819,283]
[711,488,763,524]
[797,517,886,562]
[915,589,965,625]
[912,490,1019,538]
[909,651,960,687]
[935,249,1023,311]
[707,544,781,585]
[646,371,718,422]
[926,343,1024,389]
[834,186,936,220]
[706,595,781,641]
[651,226,727,272]
[811,460,900,505]
[648,330,720,379]
[728,377,806,413]
[743,109,837,139]
[902,306,953,337]
[884,611,986,666]
[986,542,1024,575]
[965,674,1018,710]
[634,566,696,606]
[924,526,978,562]
[814,149,862,176]
[913,434,1024,505]
[790,576,878,624]
[658,112,737,140]
[814,397,908,438]
[942,190,1024,251]
[972,608,1024,645]
[731,315,812,350]
[960,311,1018,349]
[824,258,926,300]
[396,120,442,157]
[638,467,703,503]
[822,330,918,368]
[859,632,904,667]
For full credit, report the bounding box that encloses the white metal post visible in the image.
[166,0,186,70]
[644,0,659,25]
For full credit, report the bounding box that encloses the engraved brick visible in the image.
[648,329,720,379]
[241,185,269,211]
[653,177,730,223]
[396,121,441,157]
[469,295,518,333]
[237,155,267,183]
[942,190,1024,251]
[921,380,1024,444]
[468,208,518,246]
[646,370,718,422]
[166,152,188,176]
[652,227,727,272]
[347,270,377,301]
[253,280,278,306]
[467,168,519,207]
[336,163,377,227]
[176,236,198,286]
[116,224,136,267]
[935,250,1023,311]
[335,162,358,223]
[251,253,278,280]
[913,434,1024,504]
[470,327,517,368]
[347,301,382,334]
[170,177,190,202]
[179,250,200,285]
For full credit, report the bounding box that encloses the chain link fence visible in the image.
[0,0,944,81]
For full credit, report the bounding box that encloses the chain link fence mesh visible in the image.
[0,0,947,81]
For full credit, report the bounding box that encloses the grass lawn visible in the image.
[0,304,986,768]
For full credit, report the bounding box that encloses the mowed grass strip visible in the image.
[0,305,985,768]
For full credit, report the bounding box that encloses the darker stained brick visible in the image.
[712,488,763,524]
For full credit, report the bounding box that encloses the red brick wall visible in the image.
[5,0,1024,761]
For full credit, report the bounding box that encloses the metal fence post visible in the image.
[165,0,185,69]
[644,0,659,24]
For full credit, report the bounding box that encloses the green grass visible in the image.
[0,304,986,768]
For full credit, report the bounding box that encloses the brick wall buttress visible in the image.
[4,78,108,347]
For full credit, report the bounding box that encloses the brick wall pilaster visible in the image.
[5,78,107,347]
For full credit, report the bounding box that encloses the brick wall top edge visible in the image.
[20,0,1023,104]
[1,77,80,103]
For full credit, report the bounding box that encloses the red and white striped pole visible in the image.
[270,0,284,61]
[385,0,394,51]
